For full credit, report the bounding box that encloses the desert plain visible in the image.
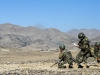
[0,49,100,75]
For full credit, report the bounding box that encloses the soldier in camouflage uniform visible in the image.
[76,32,90,68]
[95,42,100,63]
[81,42,99,67]
[80,42,100,67]
[58,44,73,68]
[89,42,99,59]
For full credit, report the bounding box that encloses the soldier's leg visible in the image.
[97,55,100,67]
[76,51,85,68]
[58,63,63,68]
[97,54,100,63]
[58,61,66,68]
[83,53,90,68]
[67,59,73,68]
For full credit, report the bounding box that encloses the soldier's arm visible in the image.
[77,41,81,48]
[59,52,65,61]
[59,53,62,59]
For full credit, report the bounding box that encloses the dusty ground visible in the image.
[0,49,78,62]
[0,50,58,62]
[0,49,100,75]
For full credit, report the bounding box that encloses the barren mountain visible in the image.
[90,36,100,45]
[0,23,77,50]
[66,29,100,40]
[1,23,99,50]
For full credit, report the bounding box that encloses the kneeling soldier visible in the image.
[58,44,74,68]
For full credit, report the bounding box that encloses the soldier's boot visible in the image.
[68,65,73,68]
[84,63,89,68]
[97,59,100,67]
[78,64,83,68]
[86,65,89,68]
[62,66,66,68]
[58,65,66,68]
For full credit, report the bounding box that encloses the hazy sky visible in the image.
[0,0,100,32]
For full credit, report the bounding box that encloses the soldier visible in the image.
[89,42,100,66]
[82,42,98,67]
[76,32,90,68]
[81,42,100,67]
[95,42,100,63]
[58,44,73,68]
[89,42,99,59]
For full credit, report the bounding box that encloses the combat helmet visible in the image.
[95,42,100,46]
[78,32,85,39]
[59,44,65,50]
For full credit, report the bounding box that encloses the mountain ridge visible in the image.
[0,23,100,50]
[0,23,77,50]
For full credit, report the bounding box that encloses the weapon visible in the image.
[51,59,62,67]
[71,57,76,63]
[51,57,76,67]
[51,52,65,68]
[50,60,60,67]
[51,58,63,67]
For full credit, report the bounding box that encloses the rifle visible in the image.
[51,57,76,67]
[51,57,63,67]
[50,60,60,67]
[71,57,76,63]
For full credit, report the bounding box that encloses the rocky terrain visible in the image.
[0,50,100,75]
[0,23,100,51]
[66,29,100,45]
[66,28,100,39]
[0,23,100,74]
[0,23,78,50]
[0,63,100,75]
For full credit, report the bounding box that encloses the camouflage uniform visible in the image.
[82,42,100,67]
[76,32,90,68]
[97,49,100,63]
[58,44,73,68]
[83,42,99,61]
[89,45,98,58]
[95,42,100,63]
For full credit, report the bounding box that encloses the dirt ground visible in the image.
[0,49,100,74]
[0,49,79,62]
